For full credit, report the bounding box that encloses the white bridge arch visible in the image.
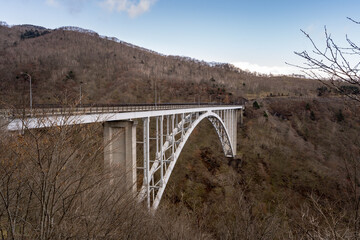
[139,110,239,210]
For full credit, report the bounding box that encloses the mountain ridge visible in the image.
[0,22,320,107]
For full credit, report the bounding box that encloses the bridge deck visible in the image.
[1,103,243,118]
[4,104,244,131]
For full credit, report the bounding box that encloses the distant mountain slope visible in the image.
[0,23,320,106]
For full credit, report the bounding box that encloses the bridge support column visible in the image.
[104,121,137,195]
[240,108,244,125]
[232,110,238,156]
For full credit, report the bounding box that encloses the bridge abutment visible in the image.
[104,120,137,195]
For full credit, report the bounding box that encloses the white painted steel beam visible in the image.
[143,117,150,209]
[137,110,237,210]
[7,106,243,131]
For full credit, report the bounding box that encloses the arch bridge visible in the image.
[3,104,244,210]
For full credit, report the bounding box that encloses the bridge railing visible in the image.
[0,103,242,119]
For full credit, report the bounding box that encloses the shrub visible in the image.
[340,85,360,95]
[336,109,344,122]
[263,111,268,118]
[20,29,50,40]
[317,86,329,96]
[253,101,260,109]
[310,111,316,121]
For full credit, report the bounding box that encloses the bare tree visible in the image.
[292,17,360,102]
[290,194,355,239]
[0,109,205,239]
[0,114,110,239]
[291,18,360,240]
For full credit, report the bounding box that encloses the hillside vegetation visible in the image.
[0,24,321,107]
[1,22,360,239]
[162,97,360,238]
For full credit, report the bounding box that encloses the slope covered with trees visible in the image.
[1,96,358,239]
[163,97,360,238]
[1,22,360,239]
[0,23,321,107]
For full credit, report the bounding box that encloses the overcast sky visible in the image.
[1,0,359,75]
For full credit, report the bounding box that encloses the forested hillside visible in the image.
[163,97,360,238]
[0,23,321,107]
[1,22,360,239]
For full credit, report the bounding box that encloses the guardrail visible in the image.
[0,103,243,119]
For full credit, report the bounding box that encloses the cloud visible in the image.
[101,0,157,18]
[45,0,87,14]
[45,0,59,7]
[232,61,302,76]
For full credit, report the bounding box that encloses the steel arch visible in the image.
[140,110,235,210]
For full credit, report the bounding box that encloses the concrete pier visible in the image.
[104,121,137,195]
[233,110,238,156]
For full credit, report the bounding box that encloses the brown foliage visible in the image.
[0,115,201,239]
[0,24,322,107]
[162,97,360,239]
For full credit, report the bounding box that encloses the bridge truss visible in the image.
[139,109,239,210]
